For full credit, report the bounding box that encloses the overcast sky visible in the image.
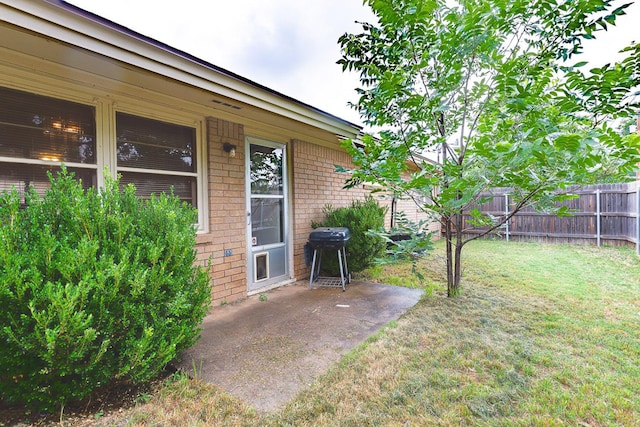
[68,0,638,127]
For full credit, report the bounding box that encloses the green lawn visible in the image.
[103,241,640,425]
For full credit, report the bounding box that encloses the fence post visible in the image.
[636,188,639,256]
[505,193,509,242]
[596,189,601,247]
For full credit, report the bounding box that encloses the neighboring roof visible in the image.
[0,0,363,138]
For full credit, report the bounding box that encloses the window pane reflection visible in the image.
[116,112,195,173]
[250,144,283,195]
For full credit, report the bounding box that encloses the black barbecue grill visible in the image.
[308,227,351,291]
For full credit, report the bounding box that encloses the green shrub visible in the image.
[0,168,211,411]
[312,196,387,274]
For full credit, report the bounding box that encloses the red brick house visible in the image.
[0,1,434,304]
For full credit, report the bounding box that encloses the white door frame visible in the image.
[245,136,291,292]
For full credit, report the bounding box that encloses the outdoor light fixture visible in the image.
[223,142,237,158]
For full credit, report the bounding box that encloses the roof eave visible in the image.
[2,0,362,138]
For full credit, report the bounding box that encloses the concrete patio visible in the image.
[174,280,423,412]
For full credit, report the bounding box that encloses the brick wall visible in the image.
[196,117,247,305]
[290,139,370,279]
[197,128,439,304]
[394,196,441,235]
[289,139,437,280]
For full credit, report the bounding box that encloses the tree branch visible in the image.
[461,185,545,245]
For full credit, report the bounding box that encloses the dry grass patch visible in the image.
[108,373,259,427]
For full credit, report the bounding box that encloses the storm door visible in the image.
[246,139,288,291]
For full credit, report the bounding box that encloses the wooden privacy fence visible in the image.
[461,182,640,253]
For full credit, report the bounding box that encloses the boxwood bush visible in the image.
[312,196,387,274]
[0,168,211,411]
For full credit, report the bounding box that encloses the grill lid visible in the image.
[309,227,350,248]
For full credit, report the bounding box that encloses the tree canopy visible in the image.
[338,0,640,296]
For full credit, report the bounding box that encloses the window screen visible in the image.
[0,86,96,164]
[0,86,97,201]
[119,172,196,204]
[116,112,197,205]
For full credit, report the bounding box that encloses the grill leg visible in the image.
[342,246,350,284]
[309,249,324,288]
[337,249,346,291]
[309,249,318,288]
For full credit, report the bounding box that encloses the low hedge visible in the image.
[312,196,387,274]
[0,168,211,411]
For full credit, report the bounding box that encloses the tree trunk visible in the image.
[446,212,464,297]
[452,239,463,296]
[444,215,454,295]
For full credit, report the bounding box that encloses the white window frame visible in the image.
[0,83,209,232]
[111,108,208,232]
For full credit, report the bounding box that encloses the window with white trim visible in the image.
[116,112,198,206]
[0,86,204,228]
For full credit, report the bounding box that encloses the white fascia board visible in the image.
[1,0,362,139]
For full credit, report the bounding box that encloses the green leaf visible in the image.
[553,134,582,152]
